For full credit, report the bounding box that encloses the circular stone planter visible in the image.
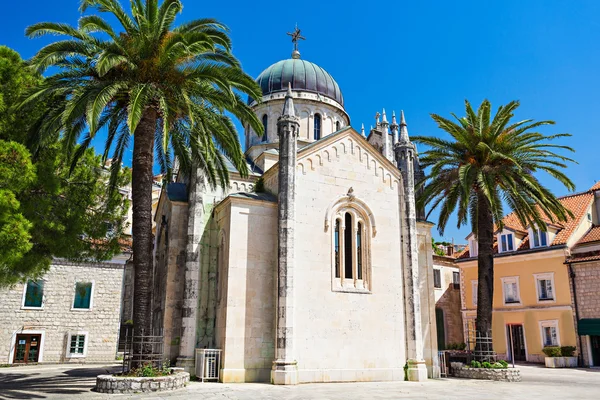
[450,362,521,382]
[96,371,190,394]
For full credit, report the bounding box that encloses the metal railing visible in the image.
[119,326,164,373]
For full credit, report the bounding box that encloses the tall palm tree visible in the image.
[23,0,263,337]
[414,99,574,356]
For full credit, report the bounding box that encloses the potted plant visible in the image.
[543,346,578,368]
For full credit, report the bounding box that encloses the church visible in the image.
[151,30,440,384]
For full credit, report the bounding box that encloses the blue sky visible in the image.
[2,0,600,243]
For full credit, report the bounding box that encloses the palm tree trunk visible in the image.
[475,191,495,359]
[131,108,157,344]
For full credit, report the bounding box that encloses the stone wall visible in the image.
[0,261,124,364]
[96,371,190,394]
[569,260,600,366]
[433,256,463,348]
[451,363,521,382]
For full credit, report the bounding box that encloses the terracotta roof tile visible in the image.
[590,181,600,191]
[566,250,600,264]
[576,225,600,246]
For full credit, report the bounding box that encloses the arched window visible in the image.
[334,220,340,278]
[336,121,341,131]
[344,213,353,279]
[262,114,268,142]
[314,113,321,140]
[330,203,372,292]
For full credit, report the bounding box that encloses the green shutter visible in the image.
[578,319,600,336]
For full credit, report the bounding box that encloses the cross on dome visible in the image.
[287,24,305,59]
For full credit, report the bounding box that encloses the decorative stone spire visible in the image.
[391,110,399,147]
[361,123,366,137]
[381,109,390,160]
[399,110,409,142]
[273,81,300,385]
[281,83,295,117]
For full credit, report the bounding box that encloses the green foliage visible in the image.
[481,361,492,369]
[253,177,265,193]
[403,362,408,381]
[0,46,130,286]
[126,362,171,378]
[470,360,481,368]
[415,99,575,236]
[498,360,509,368]
[446,342,467,350]
[23,0,263,191]
[561,346,576,357]
[542,346,562,357]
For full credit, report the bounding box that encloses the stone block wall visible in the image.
[0,261,124,364]
[569,260,600,366]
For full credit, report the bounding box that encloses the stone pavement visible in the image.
[0,364,598,400]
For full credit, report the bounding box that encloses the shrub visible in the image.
[542,346,562,357]
[492,362,507,369]
[561,346,576,357]
[481,361,492,369]
[457,342,466,350]
[498,360,508,368]
[470,360,481,368]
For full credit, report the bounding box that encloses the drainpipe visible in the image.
[569,263,584,367]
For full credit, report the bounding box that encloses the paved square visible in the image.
[0,364,598,399]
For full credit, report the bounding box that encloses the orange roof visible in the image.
[566,250,600,264]
[576,225,600,246]
[456,182,599,260]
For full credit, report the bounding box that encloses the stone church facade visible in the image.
[152,45,439,384]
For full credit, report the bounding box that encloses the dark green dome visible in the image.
[252,59,344,106]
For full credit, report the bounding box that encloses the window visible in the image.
[67,333,87,357]
[336,121,341,131]
[534,273,555,302]
[433,269,442,288]
[72,282,93,310]
[532,229,548,248]
[588,212,592,222]
[502,277,521,305]
[334,220,341,278]
[540,320,560,347]
[330,204,372,292]
[314,113,321,140]
[499,233,514,253]
[22,280,44,309]
[469,239,478,257]
[452,271,460,289]
[472,281,478,307]
[262,114,268,142]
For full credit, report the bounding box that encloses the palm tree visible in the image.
[23,0,263,337]
[414,99,575,356]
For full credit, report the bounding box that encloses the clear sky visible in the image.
[2,0,600,243]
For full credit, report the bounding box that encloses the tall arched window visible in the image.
[314,113,321,140]
[334,220,340,278]
[344,213,353,280]
[357,222,363,280]
[262,114,268,142]
[336,121,341,131]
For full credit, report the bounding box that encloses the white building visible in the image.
[152,37,439,384]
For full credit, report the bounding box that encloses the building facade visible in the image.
[0,260,126,364]
[433,254,463,349]
[152,42,440,384]
[457,183,600,364]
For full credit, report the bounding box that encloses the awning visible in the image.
[578,319,600,336]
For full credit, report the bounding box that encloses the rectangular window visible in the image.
[73,282,93,309]
[535,273,555,301]
[472,281,478,307]
[532,229,548,248]
[23,280,44,308]
[469,239,478,257]
[502,277,520,304]
[433,269,441,288]
[68,334,86,356]
[452,271,460,289]
[540,320,559,347]
[500,233,514,252]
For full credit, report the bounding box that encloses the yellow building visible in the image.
[456,185,598,363]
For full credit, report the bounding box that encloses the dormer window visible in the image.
[532,229,548,248]
[499,233,514,253]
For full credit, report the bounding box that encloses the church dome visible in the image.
[252,58,344,106]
